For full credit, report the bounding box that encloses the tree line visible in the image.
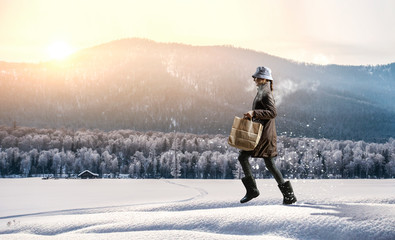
[0,125,394,179]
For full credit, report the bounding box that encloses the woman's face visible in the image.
[253,78,267,86]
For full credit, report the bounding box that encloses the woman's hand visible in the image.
[243,111,254,120]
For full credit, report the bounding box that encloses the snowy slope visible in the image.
[0,179,394,240]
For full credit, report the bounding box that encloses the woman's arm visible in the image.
[251,94,277,119]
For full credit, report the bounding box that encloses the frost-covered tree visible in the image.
[63,135,73,152]
[101,150,113,175]
[331,150,343,177]
[0,151,8,176]
[65,151,75,177]
[385,154,395,178]
[111,158,119,177]
[170,150,181,178]
[352,146,364,178]
[19,153,30,177]
[38,151,48,175]
[373,153,385,178]
[51,151,61,177]
[1,136,17,149]
[128,162,135,178]
[132,151,145,177]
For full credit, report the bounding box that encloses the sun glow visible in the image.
[47,41,74,60]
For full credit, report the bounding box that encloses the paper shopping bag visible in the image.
[227,116,263,151]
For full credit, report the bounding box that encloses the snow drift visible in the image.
[0,179,394,240]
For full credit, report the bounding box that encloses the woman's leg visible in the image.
[238,151,253,177]
[238,151,259,203]
[264,157,285,184]
[264,157,297,205]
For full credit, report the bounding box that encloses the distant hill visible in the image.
[0,38,394,142]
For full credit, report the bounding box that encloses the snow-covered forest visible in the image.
[1,125,394,179]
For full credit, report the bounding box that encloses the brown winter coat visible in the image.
[251,83,278,158]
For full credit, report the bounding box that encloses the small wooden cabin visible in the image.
[78,170,99,179]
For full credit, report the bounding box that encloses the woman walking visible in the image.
[239,66,297,205]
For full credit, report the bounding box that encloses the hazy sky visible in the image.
[0,0,394,65]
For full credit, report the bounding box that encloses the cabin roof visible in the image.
[77,170,99,177]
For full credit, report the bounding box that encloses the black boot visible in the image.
[278,181,297,205]
[240,176,260,203]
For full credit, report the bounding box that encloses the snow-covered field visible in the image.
[0,178,394,240]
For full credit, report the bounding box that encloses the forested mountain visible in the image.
[0,38,394,142]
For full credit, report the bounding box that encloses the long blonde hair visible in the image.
[268,80,273,92]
